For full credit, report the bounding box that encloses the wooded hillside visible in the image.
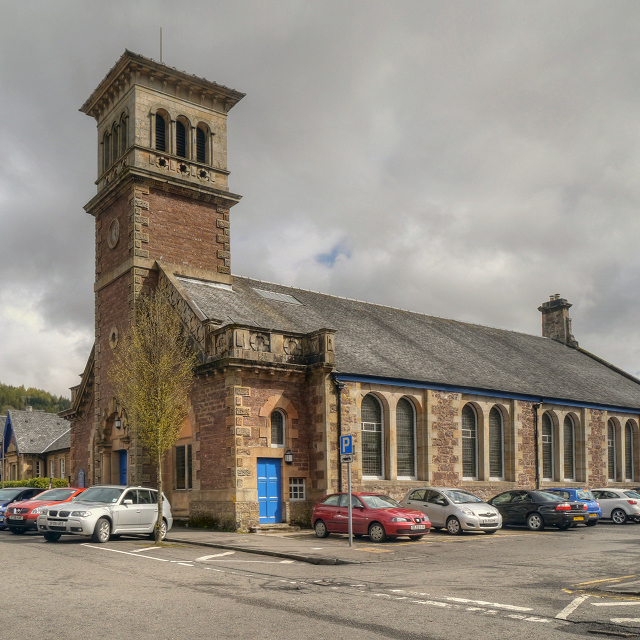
[0,383,70,415]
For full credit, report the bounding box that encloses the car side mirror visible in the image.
[123,499,133,505]
[436,499,448,506]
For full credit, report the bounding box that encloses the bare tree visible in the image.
[109,290,196,543]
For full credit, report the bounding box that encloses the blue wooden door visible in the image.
[257,458,282,523]
[119,450,128,485]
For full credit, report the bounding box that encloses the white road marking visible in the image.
[556,595,589,619]
[611,618,640,623]
[82,545,169,560]
[591,601,640,606]
[195,551,236,561]
[390,589,532,612]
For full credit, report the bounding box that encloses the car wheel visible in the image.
[43,532,61,542]
[526,513,544,531]
[446,516,463,535]
[9,527,24,535]
[585,521,598,527]
[612,508,628,525]
[91,517,111,543]
[314,520,329,538]
[369,522,387,543]
[149,519,167,541]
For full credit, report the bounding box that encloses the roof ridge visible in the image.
[232,273,542,341]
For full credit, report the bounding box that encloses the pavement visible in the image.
[164,527,400,565]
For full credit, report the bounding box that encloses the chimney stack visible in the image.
[538,294,578,347]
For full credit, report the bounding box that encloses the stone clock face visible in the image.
[107,218,120,249]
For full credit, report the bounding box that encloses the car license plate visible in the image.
[411,524,426,530]
[573,516,584,521]
[8,515,23,520]
[482,519,498,524]
[589,513,597,518]
[47,520,66,527]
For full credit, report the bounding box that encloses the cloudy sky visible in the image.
[2,1,640,398]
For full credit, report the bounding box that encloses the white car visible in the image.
[591,488,640,524]
[400,487,502,534]
[36,485,173,542]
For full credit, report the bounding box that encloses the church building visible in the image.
[63,51,640,530]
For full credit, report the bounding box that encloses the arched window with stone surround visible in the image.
[361,394,383,478]
[461,404,477,479]
[102,131,110,173]
[119,114,128,157]
[270,410,285,448]
[489,406,504,479]
[625,421,634,481]
[196,125,207,163]
[564,415,575,480]
[542,412,554,480]
[176,118,188,158]
[608,419,617,480]
[155,111,167,152]
[396,398,416,478]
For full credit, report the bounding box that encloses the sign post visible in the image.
[340,435,354,547]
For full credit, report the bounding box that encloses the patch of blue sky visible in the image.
[316,243,351,267]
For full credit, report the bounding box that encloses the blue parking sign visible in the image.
[340,435,353,455]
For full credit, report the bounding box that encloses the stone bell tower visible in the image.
[78,50,244,484]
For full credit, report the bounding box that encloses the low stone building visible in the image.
[62,51,640,530]
[2,410,71,483]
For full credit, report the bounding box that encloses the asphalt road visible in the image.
[3,521,640,640]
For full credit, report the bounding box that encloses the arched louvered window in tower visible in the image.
[564,415,575,480]
[270,411,284,447]
[489,407,503,479]
[176,120,187,158]
[461,404,477,479]
[119,118,127,157]
[196,127,206,163]
[361,395,383,477]
[608,419,616,480]
[155,114,166,152]
[625,422,634,480]
[542,412,553,480]
[396,399,415,478]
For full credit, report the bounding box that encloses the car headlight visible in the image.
[391,517,412,522]
[31,507,43,515]
[460,507,474,516]
[71,510,92,517]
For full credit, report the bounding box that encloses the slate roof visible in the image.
[4,410,70,455]
[177,274,640,411]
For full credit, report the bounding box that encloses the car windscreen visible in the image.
[74,487,124,503]
[576,490,595,501]
[442,490,483,504]
[0,489,23,501]
[359,495,401,509]
[537,491,563,502]
[30,488,77,501]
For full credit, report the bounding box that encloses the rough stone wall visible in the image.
[515,400,537,488]
[429,391,461,486]
[587,408,607,487]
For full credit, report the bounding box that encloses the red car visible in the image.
[5,487,86,534]
[312,492,431,542]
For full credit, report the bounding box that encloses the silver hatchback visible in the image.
[400,487,502,534]
[36,485,173,543]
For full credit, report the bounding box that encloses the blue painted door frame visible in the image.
[257,458,282,523]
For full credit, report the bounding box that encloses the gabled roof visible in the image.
[4,410,70,456]
[176,274,640,412]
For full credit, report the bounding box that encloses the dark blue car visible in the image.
[546,488,602,526]
[0,487,46,529]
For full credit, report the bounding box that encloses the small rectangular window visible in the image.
[50,460,55,478]
[60,458,66,478]
[289,478,305,500]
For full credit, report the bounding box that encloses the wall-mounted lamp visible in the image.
[284,449,293,464]
[115,417,121,429]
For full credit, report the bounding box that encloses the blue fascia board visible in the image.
[331,373,640,415]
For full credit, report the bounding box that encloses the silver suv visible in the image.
[36,485,173,543]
